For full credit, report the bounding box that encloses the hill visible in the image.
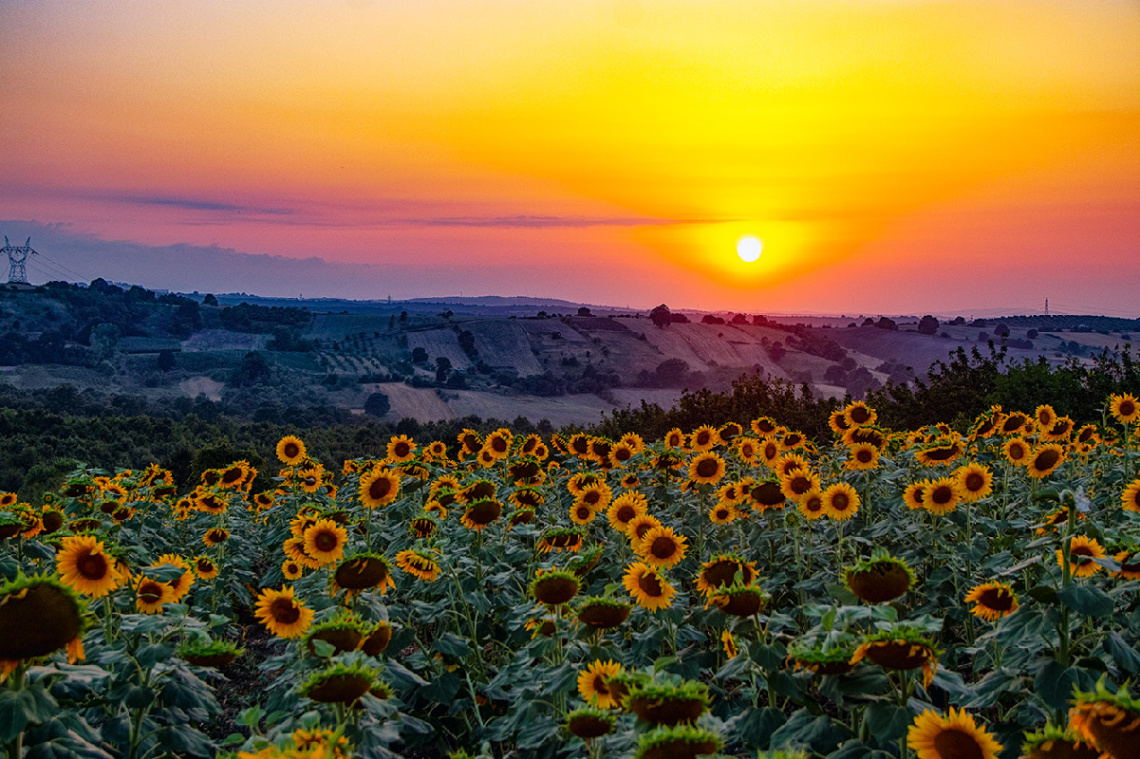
[2,279,1136,426]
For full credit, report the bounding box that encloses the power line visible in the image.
[34,251,89,282]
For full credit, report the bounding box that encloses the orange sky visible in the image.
[2,0,1138,314]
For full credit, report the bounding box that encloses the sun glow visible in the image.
[737,236,763,262]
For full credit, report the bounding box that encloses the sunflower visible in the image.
[1113,550,1140,580]
[577,597,632,629]
[276,435,307,466]
[756,437,782,467]
[1033,404,1056,429]
[1043,416,1075,442]
[852,628,939,686]
[922,478,961,516]
[424,440,450,462]
[744,480,786,513]
[709,503,736,524]
[254,586,314,639]
[1069,678,1140,759]
[627,681,710,726]
[385,434,416,463]
[462,499,502,531]
[794,489,824,520]
[908,708,1002,759]
[955,463,993,502]
[300,662,376,705]
[150,554,194,601]
[570,502,598,526]
[822,482,859,520]
[969,412,1001,440]
[845,443,880,471]
[607,492,648,532]
[636,725,723,759]
[695,554,757,596]
[608,442,636,468]
[195,493,227,515]
[566,707,615,741]
[359,468,401,509]
[484,428,513,459]
[0,574,86,664]
[303,615,369,656]
[334,553,393,593]
[282,559,304,580]
[687,452,726,485]
[193,556,219,581]
[623,562,676,611]
[841,401,875,427]
[135,577,174,614]
[845,551,914,604]
[626,514,663,551]
[689,425,718,452]
[395,550,440,582]
[780,469,820,500]
[964,581,1018,622]
[457,428,483,456]
[915,440,964,466]
[1003,437,1032,466]
[1000,411,1032,435]
[530,569,581,606]
[1058,536,1107,578]
[639,526,688,569]
[903,481,928,511]
[537,527,586,553]
[301,519,347,566]
[578,659,624,709]
[709,583,766,617]
[575,482,613,512]
[217,461,249,490]
[56,535,124,598]
[1110,393,1140,424]
[362,621,392,656]
[1027,444,1066,479]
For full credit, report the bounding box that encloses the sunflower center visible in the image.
[932,727,986,759]
[857,450,873,463]
[805,497,823,512]
[693,459,718,478]
[138,581,165,603]
[696,433,711,445]
[979,588,1013,611]
[1009,445,1025,459]
[369,478,392,499]
[1121,401,1136,416]
[591,675,610,696]
[492,438,507,452]
[315,532,338,552]
[584,491,601,505]
[832,493,850,510]
[616,505,636,523]
[222,469,242,483]
[851,408,871,424]
[1071,546,1094,561]
[1034,449,1061,469]
[270,597,302,624]
[79,552,110,579]
[283,443,300,458]
[638,571,664,597]
[651,537,677,559]
[965,473,984,491]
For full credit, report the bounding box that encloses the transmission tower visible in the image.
[3,237,36,284]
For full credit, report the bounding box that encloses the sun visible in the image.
[736,236,763,262]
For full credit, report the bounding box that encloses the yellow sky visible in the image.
[2,0,1138,311]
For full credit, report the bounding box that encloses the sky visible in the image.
[2,0,1138,316]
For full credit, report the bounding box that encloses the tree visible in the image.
[650,304,672,328]
[654,358,690,387]
[435,357,452,384]
[875,317,898,331]
[157,349,176,372]
[203,294,219,306]
[577,307,592,317]
[229,351,271,387]
[917,315,939,335]
[364,391,391,417]
[411,347,429,364]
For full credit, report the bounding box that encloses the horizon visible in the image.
[2,1,1138,316]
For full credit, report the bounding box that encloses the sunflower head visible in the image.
[622,562,676,612]
[276,435,307,466]
[179,639,244,668]
[1069,677,1140,759]
[577,659,624,709]
[907,708,1002,759]
[0,574,87,662]
[635,725,723,759]
[787,639,858,676]
[1110,393,1140,424]
[708,582,767,617]
[254,586,314,639]
[1021,721,1100,759]
[695,554,757,596]
[302,614,370,657]
[334,553,393,592]
[844,550,914,604]
[299,662,377,705]
[627,680,710,726]
[964,581,1019,622]
[566,707,615,741]
[576,596,633,629]
[530,569,581,606]
[638,525,688,569]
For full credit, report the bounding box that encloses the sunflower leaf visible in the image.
[1057,583,1114,618]
[1106,632,1140,674]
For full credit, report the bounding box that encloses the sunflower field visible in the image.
[2,393,1140,759]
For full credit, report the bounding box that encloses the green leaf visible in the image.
[1107,632,1140,674]
[1034,662,1093,711]
[1057,583,1114,617]
[0,690,33,743]
[311,639,336,657]
[863,703,912,744]
[124,685,155,710]
[238,704,263,729]
[433,632,470,659]
[732,706,786,749]
[715,652,753,680]
[420,671,462,704]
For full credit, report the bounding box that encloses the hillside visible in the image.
[2,280,1136,426]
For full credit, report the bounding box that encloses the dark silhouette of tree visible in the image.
[364,392,391,417]
[917,315,939,335]
[650,304,672,328]
[157,349,176,372]
[203,294,219,307]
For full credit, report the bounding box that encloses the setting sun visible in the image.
[737,236,763,263]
